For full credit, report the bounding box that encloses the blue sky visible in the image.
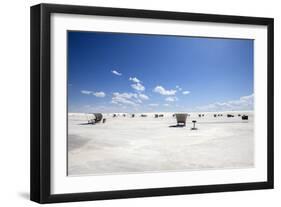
[67,31,254,113]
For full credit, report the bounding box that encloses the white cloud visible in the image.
[131,82,145,91]
[111,92,149,106]
[149,103,159,107]
[153,86,177,96]
[182,91,190,95]
[163,103,170,107]
[93,91,106,98]
[139,94,149,100]
[81,90,106,98]
[111,92,142,106]
[111,70,122,76]
[176,85,182,91]
[129,77,141,83]
[196,94,254,112]
[81,90,92,95]
[129,77,145,91]
[165,97,178,102]
[240,94,254,102]
[113,92,138,99]
[111,99,136,106]
[112,95,137,106]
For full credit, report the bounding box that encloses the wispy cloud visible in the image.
[111,70,122,76]
[111,92,138,106]
[153,86,177,96]
[112,92,148,106]
[196,94,254,112]
[165,96,178,102]
[149,103,159,107]
[176,85,182,91]
[81,90,106,98]
[182,91,190,95]
[131,82,145,91]
[81,90,93,95]
[93,91,106,98]
[129,77,141,83]
[139,94,149,100]
[111,92,149,107]
[129,77,145,91]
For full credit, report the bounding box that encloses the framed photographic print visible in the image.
[30,3,274,203]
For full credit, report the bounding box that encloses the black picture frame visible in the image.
[30,3,274,204]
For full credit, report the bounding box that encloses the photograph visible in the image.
[67,31,254,176]
[30,3,274,203]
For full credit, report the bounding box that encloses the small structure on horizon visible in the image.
[93,113,103,123]
[191,120,198,130]
[227,114,234,118]
[102,118,106,123]
[175,113,188,126]
[131,114,135,118]
[242,115,248,120]
[88,113,103,124]
[155,114,159,118]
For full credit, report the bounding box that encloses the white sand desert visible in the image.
[68,111,254,176]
